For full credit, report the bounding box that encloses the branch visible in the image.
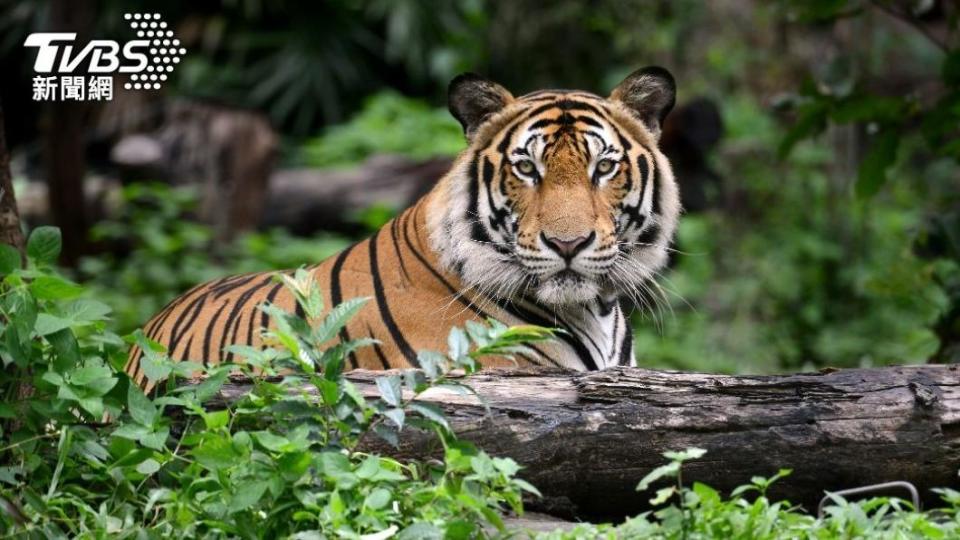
[209,365,960,521]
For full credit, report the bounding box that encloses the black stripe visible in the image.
[466,155,492,244]
[522,99,607,122]
[181,336,194,363]
[329,242,360,368]
[403,204,557,368]
[618,325,634,366]
[366,323,391,370]
[223,308,245,364]
[144,281,207,339]
[167,292,209,360]
[211,273,260,299]
[202,301,229,363]
[650,154,661,216]
[572,114,602,128]
[495,298,597,370]
[635,222,661,245]
[390,217,412,284]
[609,306,620,365]
[369,230,419,367]
[528,117,561,130]
[403,205,490,317]
[258,282,285,333]
[221,275,276,362]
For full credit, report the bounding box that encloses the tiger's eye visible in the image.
[596,159,615,174]
[516,160,536,175]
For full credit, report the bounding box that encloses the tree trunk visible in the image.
[213,365,959,522]
[44,0,93,266]
[0,97,24,256]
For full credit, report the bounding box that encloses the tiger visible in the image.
[125,66,681,391]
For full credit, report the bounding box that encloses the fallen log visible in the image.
[214,365,959,521]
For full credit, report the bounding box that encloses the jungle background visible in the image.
[1,0,958,375]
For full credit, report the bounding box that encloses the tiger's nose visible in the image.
[541,232,595,259]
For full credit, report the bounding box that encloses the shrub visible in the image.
[2,231,551,537]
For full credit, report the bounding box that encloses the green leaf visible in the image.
[0,244,21,274]
[46,328,81,372]
[34,314,73,336]
[320,452,357,486]
[68,361,117,395]
[77,397,104,418]
[373,423,399,448]
[277,451,312,482]
[69,361,113,386]
[409,401,449,431]
[229,480,270,513]
[313,297,369,343]
[856,128,900,199]
[190,434,239,469]
[253,431,290,452]
[364,488,392,510]
[663,447,707,462]
[136,458,161,475]
[355,455,383,480]
[376,375,402,407]
[26,226,61,264]
[397,523,443,540]
[28,275,83,300]
[383,407,405,430]
[140,427,167,450]
[202,409,229,430]
[447,327,470,360]
[318,378,339,406]
[636,462,680,492]
[650,486,676,505]
[416,351,446,380]
[127,384,158,426]
[63,299,112,322]
[140,350,173,383]
[111,423,150,440]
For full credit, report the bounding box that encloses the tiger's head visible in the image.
[428,67,681,307]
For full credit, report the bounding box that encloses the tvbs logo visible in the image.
[24,13,184,102]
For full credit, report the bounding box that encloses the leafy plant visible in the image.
[2,238,553,537]
[774,0,960,363]
[77,182,349,335]
[632,96,948,373]
[296,91,465,168]
[534,448,960,539]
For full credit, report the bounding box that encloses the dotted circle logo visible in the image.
[122,13,184,91]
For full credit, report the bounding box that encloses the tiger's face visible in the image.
[430,67,681,307]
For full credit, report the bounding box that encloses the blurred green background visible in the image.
[1,0,958,374]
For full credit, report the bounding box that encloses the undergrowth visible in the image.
[1,227,958,539]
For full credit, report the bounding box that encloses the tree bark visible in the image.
[213,365,959,521]
[0,97,25,256]
[43,0,95,266]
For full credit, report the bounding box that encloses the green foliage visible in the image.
[633,96,949,373]
[77,183,349,334]
[3,237,959,537]
[534,449,960,539]
[773,0,960,363]
[2,247,554,537]
[296,92,465,168]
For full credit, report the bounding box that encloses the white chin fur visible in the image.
[534,275,600,306]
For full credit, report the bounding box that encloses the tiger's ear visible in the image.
[609,66,676,140]
[448,73,514,140]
